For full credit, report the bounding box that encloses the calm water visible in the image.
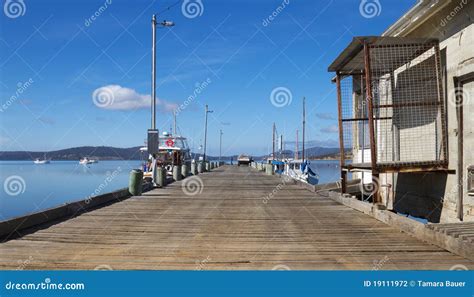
[0,160,141,221]
[0,160,341,221]
[307,160,342,184]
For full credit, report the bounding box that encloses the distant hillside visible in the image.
[0,146,143,161]
[0,146,346,161]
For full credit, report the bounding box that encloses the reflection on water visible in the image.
[307,160,342,184]
[0,160,141,221]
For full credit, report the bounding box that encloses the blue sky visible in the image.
[0,0,416,156]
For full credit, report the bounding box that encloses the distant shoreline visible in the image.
[0,145,345,161]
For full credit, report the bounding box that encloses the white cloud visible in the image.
[320,125,339,134]
[92,85,177,112]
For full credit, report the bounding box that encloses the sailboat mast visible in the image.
[302,97,306,163]
[280,134,283,159]
[272,123,276,160]
[295,130,299,160]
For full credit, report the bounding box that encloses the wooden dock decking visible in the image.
[0,165,472,270]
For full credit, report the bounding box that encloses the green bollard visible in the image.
[265,164,273,175]
[205,162,210,171]
[156,166,166,187]
[129,169,143,196]
[173,165,182,181]
[181,164,188,179]
[191,162,197,175]
[197,162,203,173]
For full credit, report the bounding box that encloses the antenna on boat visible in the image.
[302,97,306,163]
[173,111,177,136]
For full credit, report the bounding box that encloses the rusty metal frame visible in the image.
[331,37,449,204]
[336,73,347,194]
[363,42,380,203]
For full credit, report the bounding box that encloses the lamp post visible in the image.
[219,129,223,165]
[151,15,174,130]
[203,104,213,163]
[149,15,174,186]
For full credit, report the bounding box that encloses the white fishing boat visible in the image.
[283,159,319,185]
[143,131,192,178]
[33,158,50,164]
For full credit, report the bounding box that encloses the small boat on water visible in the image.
[33,158,50,164]
[79,157,98,165]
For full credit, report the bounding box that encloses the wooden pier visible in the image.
[0,166,471,270]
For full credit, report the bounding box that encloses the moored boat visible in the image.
[282,159,320,185]
[33,158,50,164]
[79,157,95,165]
[237,154,252,166]
[143,131,192,178]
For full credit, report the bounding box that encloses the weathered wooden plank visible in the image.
[0,165,471,270]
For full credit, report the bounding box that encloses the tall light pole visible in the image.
[149,15,174,186]
[151,15,174,130]
[203,104,213,162]
[302,97,306,163]
[219,129,223,165]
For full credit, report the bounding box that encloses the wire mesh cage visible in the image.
[331,37,448,174]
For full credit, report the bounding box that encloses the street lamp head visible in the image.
[160,20,175,27]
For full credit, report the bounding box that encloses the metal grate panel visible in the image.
[335,40,447,171]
